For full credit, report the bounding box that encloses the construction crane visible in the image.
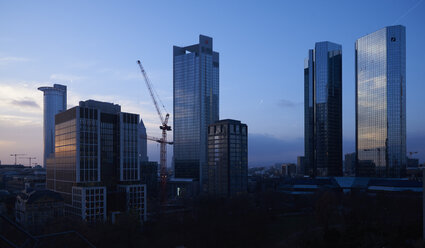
[409,151,418,157]
[10,154,26,165]
[21,157,36,167]
[137,60,172,201]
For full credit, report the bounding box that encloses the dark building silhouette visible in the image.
[140,161,158,197]
[297,156,305,175]
[15,189,64,231]
[344,152,356,175]
[138,119,148,162]
[173,35,219,193]
[304,42,343,177]
[207,119,247,196]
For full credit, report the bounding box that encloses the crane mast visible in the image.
[137,60,172,202]
[21,157,36,167]
[10,154,26,165]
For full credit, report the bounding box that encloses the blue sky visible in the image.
[0,0,424,166]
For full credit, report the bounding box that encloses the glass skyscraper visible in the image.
[304,41,342,177]
[355,25,406,177]
[173,35,219,192]
[38,84,67,167]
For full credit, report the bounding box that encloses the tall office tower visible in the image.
[38,84,67,167]
[207,120,247,196]
[304,41,343,177]
[46,100,146,222]
[173,35,219,192]
[138,119,148,162]
[356,25,406,177]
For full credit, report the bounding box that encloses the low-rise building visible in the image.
[15,188,64,231]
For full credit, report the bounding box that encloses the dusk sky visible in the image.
[0,0,424,166]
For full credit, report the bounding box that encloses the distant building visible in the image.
[356,25,406,177]
[344,153,356,176]
[207,119,248,196]
[173,35,219,193]
[168,178,199,199]
[138,119,149,162]
[0,165,46,194]
[46,100,146,222]
[38,84,67,167]
[15,189,64,231]
[407,158,419,168]
[281,163,296,177]
[423,169,425,240]
[297,156,305,175]
[304,42,343,177]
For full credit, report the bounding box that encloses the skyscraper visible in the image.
[355,25,406,177]
[138,119,148,162]
[304,41,342,177]
[38,84,67,167]
[207,119,248,196]
[46,100,146,222]
[173,35,219,192]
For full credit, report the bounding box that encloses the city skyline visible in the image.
[1,1,425,166]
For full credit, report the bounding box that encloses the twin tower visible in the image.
[304,25,406,178]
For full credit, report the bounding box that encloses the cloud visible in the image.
[0,81,43,119]
[10,99,40,109]
[278,99,302,108]
[0,57,30,65]
[50,73,85,82]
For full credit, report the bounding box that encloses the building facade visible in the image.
[355,25,406,177]
[207,119,247,197]
[38,84,67,167]
[15,189,64,232]
[344,152,356,176]
[297,156,305,175]
[173,35,219,192]
[140,161,158,198]
[46,100,146,222]
[138,119,148,162]
[304,42,343,177]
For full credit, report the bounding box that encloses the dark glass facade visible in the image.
[207,120,247,196]
[355,25,406,177]
[304,41,342,177]
[173,35,219,192]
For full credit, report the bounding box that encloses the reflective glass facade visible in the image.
[355,25,406,177]
[38,84,67,167]
[173,35,219,191]
[304,42,342,177]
